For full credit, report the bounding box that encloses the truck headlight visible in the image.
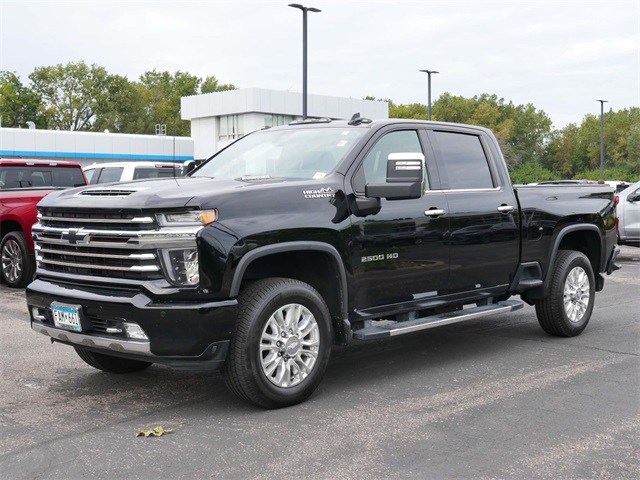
[162,248,199,286]
[156,210,217,226]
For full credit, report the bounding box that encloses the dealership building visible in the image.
[0,88,388,166]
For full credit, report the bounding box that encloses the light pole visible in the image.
[289,3,321,120]
[419,69,439,120]
[596,99,607,181]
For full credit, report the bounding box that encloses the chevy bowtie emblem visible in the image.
[62,228,89,245]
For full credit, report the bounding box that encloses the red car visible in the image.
[0,159,87,287]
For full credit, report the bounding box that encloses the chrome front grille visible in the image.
[34,208,200,282]
[38,211,154,230]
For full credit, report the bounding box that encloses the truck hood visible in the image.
[37,175,341,212]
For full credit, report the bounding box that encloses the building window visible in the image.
[219,115,245,141]
[264,114,295,128]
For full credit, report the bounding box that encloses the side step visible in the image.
[353,300,524,340]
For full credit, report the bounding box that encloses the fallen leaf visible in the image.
[136,426,173,437]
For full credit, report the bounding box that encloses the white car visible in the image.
[83,161,182,184]
[605,180,632,193]
[617,180,640,246]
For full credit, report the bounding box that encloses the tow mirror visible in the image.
[365,152,425,200]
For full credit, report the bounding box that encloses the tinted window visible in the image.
[354,130,425,192]
[433,131,494,189]
[0,165,86,189]
[84,168,98,184]
[132,167,177,180]
[96,167,124,184]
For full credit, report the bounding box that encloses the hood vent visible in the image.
[80,188,136,197]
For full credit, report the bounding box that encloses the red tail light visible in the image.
[615,195,619,205]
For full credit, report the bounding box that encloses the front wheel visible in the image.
[223,278,333,409]
[74,347,153,373]
[535,250,595,337]
[1,231,35,288]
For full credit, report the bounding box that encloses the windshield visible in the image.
[193,126,366,180]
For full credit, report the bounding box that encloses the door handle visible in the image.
[497,205,515,213]
[424,209,446,217]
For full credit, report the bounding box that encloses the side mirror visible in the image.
[365,152,425,200]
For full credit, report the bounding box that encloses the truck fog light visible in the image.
[161,248,199,286]
[123,322,149,340]
[31,307,47,322]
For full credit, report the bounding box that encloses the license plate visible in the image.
[52,303,83,332]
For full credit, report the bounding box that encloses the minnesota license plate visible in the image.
[51,303,83,332]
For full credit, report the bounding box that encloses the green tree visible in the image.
[509,160,555,184]
[431,92,476,123]
[0,71,45,128]
[92,75,147,134]
[29,61,111,130]
[137,70,236,136]
[201,75,236,94]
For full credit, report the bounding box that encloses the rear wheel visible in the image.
[1,232,35,288]
[74,347,153,373]
[223,278,333,409]
[535,250,595,337]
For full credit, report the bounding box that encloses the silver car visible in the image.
[617,180,640,246]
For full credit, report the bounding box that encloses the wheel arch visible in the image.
[523,224,602,303]
[230,241,349,342]
[0,219,23,239]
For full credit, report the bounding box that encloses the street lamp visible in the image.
[419,69,439,120]
[289,3,321,120]
[596,99,608,181]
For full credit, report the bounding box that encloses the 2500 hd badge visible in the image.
[361,253,399,262]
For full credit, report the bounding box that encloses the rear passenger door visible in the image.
[429,128,519,295]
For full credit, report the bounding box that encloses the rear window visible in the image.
[0,165,86,189]
[132,166,178,180]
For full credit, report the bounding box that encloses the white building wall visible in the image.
[191,117,218,160]
[0,128,194,168]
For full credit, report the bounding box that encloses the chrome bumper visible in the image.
[31,321,152,355]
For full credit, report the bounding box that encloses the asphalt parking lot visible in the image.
[1,246,638,479]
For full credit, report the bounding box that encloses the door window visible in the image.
[433,131,494,189]
[353,130,425,192]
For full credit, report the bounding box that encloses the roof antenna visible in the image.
[348,112,372,126]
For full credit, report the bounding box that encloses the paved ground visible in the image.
[1,246,638,479]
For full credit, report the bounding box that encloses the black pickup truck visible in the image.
[26,118,619,408]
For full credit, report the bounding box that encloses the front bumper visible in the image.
[26,278,238,369]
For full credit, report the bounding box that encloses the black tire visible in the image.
[74,347,153,373]
[1,231,35,288]
[535,250,595,337]
[222,278,333,409]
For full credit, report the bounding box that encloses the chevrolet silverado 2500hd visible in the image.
[26,118,619,408]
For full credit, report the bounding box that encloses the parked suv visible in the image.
[616,181,640,246]
[83,161,182,184]
[0,159,87,287]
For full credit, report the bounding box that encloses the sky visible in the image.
[1,0,638,129]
